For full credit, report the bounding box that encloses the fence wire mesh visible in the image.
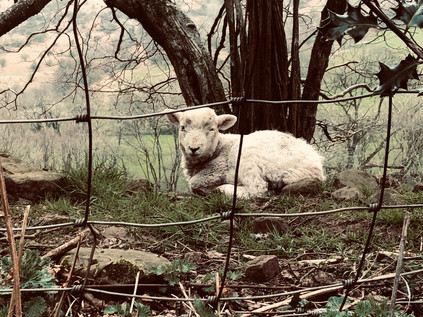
[1,0,423,315]
[1,92,422,316]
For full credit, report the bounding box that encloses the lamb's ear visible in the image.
[167,112,181,125]
[217,114,237,131]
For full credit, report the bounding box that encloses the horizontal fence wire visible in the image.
[1,268,423,301]
[1,93,423,315]
[1,34,423,313]
[1,203,423,233]
[0,89,421,125]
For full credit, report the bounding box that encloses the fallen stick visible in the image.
[17,205,31,267]
[389,210,410,317]
[42,228,90,260]
[179,282,200,317]
[0,159,22,317]
[53,234,84,317]
[242,285,342,317]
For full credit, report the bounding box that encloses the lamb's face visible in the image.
[167,108,237,164]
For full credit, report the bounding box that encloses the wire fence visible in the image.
[1,91,423,316]
[1,0,423,316]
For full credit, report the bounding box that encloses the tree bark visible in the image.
[0,0,52,37]
[289,0,301,137]
[239,0,289,134]
[299,0,346,141]
[104,0,227,107]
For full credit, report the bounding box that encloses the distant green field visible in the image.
[116,133,188,191]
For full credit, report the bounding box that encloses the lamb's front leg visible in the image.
[217,168,269,198]
[189,170,225,196]
[216,184,252,198]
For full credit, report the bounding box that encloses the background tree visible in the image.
[1,0,347,142]
[221,0,347,140]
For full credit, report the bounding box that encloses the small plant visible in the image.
[0,250,57,317]
[201,270,244,294]
[103,302,152,317]
[149,259,197,286]
[193,299,218,317]
[320,296,415,317]
[0,249,57,291]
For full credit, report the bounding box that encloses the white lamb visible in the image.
[167,107,325,198]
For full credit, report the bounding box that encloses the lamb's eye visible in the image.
[210,128,215,132]
[181,126,186,131]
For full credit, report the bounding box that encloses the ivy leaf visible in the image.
[319,4,378,44]
[375,54,419,96]
[393,0,423,28]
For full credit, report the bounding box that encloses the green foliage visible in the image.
[319,4,378,44]
[321,296,415,317]
[201,270,244,294]
[23,296,47,317]
[150,259,197,286]
[192,300,218,317]
[375,54,419,96]
[0,249,57,291]
[393,0,423,28]
[104,302,152,317]
[0,306,8,317]
[321,296,351,317]
[0,250,56,317]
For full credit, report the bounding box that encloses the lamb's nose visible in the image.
[189,146,200,154]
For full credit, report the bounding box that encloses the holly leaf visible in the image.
[319,4,378,44]
[393,0,423,28]
[375,54,419,96]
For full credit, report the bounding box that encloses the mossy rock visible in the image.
[60,247,171,284]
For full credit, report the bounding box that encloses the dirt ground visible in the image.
[2,206,422,316]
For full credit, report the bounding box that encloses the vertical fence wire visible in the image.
[339,94,394,311]
[71,0,97,307]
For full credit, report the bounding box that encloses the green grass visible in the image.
[26,161,423,316]
[38,162,423,257]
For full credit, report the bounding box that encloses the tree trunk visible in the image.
[237,0,289,134]
[289,0,301,137]
[104,0,227,107]
[299,0,346,141]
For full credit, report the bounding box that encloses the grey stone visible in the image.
[1,153,64,202]
[281,178,322,196]
[333,169,379,192]
[413,182,423,193]
[253,217,289,235]
[370,188,405,205]
[60,247,171,284]
[245,255,280,282]
[331,187,362,201]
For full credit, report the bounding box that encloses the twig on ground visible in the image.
[389,210,410,317]
[215,271,220,315]
[42,228,90,260]
[53,233,84,317]
[242,285,342,316]
[17,205,31,267]
[130,271,141,313]
[179,282,200,317]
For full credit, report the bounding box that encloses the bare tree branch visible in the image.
[0,0,53,37]
[320,83,374,100]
